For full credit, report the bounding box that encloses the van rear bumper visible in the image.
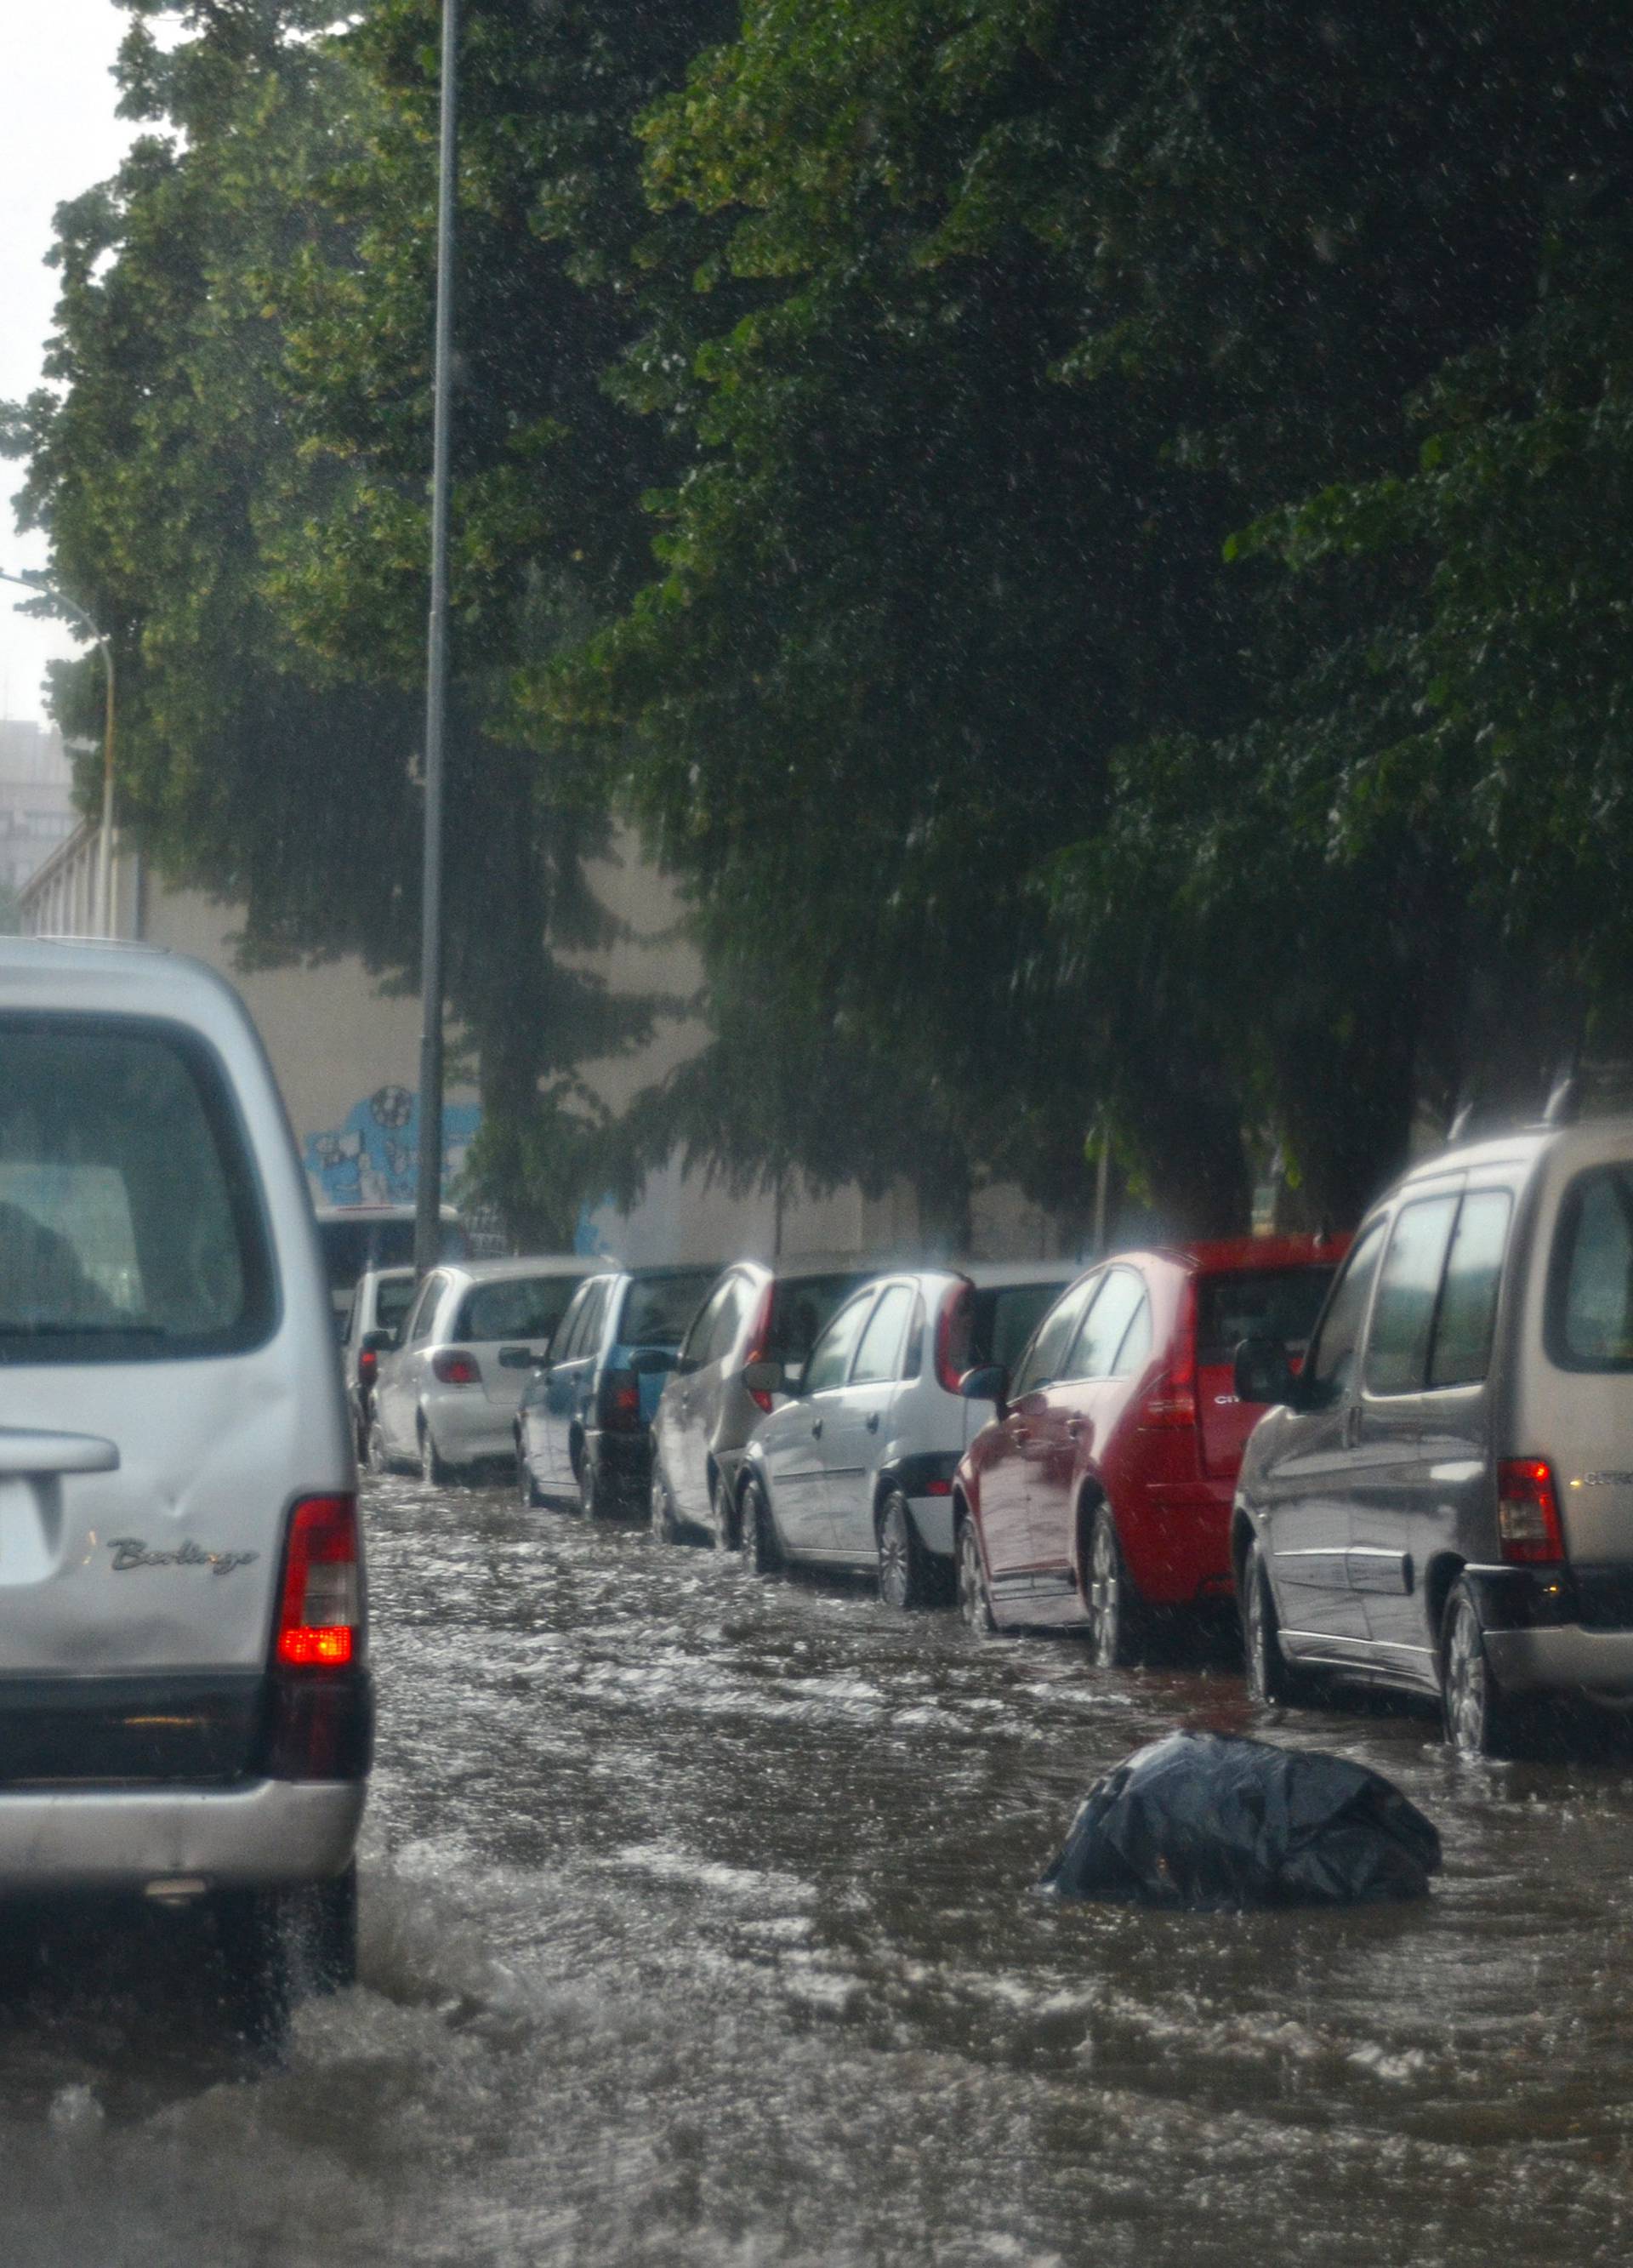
[0,1779,366,1897]
[1484,1626,1633,1698]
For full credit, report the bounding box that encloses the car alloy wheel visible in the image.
[738,1477,782,1576]
[578,1453,603,1520]
[877,1490,926,1610]
[651,1470,679,1544]
[1087,1507,1141,1669]
[1442,1579,1525,1760]
[418,1422,449,1489]
[1242,1538,1300,1707]
[956,1516,996,1634]
[366,1417,390,1477]
[517,1439,544,1509]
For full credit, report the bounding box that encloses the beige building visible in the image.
[20,818,1070,1265]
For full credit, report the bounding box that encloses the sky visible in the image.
[1,2,136,725]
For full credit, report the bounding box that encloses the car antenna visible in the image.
[1446,1098,1476,1143]
[1542,1068,1581,1127]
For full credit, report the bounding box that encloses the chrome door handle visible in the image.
[811,1418,823,1439]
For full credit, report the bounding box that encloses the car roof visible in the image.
[955,1259,1078,1287]
[1122,1234,1351,1276]
[438,1255,598,1286]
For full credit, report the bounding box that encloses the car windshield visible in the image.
[0,1015,273,1362]
[618,1268,719,1349]
[455,1274,580,1343]
[972,1281,1067,1371]
[1196,1267,1336,1364]
[768,1272,873,1363]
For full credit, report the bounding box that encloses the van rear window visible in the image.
[1196,1267,1335,1365]
[0,1014,275,1363]
[1549,1165,1633,1370]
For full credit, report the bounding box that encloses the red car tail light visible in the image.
[599,1365,642,1432]
[1138,1278,1198,1427]
[743,1281,777,1413]
[358,1347,378,1387]
[432,1348,480,1386]
[1498,1459,1564,1564]
[276,1495,360,1668]
[936,1284,974,1394]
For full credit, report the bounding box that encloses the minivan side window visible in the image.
[1427,1190,1513,1388]
[805,1290,876,1394]
[851,1282,915,1384]
[1365,1196,1459,1397]
[1070,1268,1144,1380]
[1306,1218,1386,1401]
[1549,1166,1633,1370]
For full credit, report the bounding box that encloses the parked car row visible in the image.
[357,1105,1633,1768]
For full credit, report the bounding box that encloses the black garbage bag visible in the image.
[1039,1731,1441,1910]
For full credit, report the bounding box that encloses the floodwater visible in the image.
[4,1474,1633,2266]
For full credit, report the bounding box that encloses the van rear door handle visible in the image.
[0,1427,120,1478]
[1343,1405,1362,1448]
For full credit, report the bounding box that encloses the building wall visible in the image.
[0,721,77,893]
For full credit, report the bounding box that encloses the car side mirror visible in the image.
[742,1359,786,1398]
[1233,1336,1300,1410]
[632,1347,676,1376]
[959,1364,1009,1417]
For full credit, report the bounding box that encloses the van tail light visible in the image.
[743,1282,777,1413]
[432,1348,480,1386]
[936,1284,974,1395]
[1138,1278,1198,1427]
[358,1348,378,1387]
[599,1366,642,1432]
[276,1495,360,1668]
[1498,1459,1564,1564]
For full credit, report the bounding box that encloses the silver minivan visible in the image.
[0,940,369,2017]
[1232,1115,1633,1756]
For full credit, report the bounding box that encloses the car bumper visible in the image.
[910,1496,956,1558]
[0,1777,366,1897]
[1122,1480,1234,1605]
[1484,1625,1633,1697]
[589,1428,651,1502]
[424,1391,519,1466]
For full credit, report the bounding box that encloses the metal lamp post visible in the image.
[0,567,117,935]
[413,0,460,1281]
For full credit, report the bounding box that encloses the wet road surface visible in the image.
[5,1472,1633,2265]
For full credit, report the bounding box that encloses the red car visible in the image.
[953,1236,1348,1660]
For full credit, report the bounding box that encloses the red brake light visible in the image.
[600,1366,641,1431]
[359,1348,378,1385]
[936,1285,973,1394]
[1498,1459,1564,1564]
[276,1495,360,1668]
[743,1281,777,1414]
[432,1348,480,1386]
[1138,1278,1198,1427]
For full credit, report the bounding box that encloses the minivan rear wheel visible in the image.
[1442,1578,1528,1760]
[218,1864,357,2042]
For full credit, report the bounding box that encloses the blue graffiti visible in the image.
[304,1087,481,1209]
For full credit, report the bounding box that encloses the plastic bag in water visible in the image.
[1039,1730,1440,1910]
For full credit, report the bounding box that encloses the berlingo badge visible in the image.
[108,1538,259,1576]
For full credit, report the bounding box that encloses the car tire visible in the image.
[956,1512,997,1634]
[217,1864,357,2043]
[877,1490,931,1610]
[651,1467,680,1544]
[1241,1536,1305,1707]
[1442,1576,1529,1760]
[738,1474,783,1577]
[366,1416,391,1477]
[418,1421,450,1489]
[579,1450,614,1521]
[517,1436,545,1509]
[1086,1505,1147,1668]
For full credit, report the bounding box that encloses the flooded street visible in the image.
[4,1474,1633,2265]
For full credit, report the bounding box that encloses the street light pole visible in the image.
[0,567,116,935]
[413,0,460,1281]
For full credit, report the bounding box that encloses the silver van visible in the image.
[0,940,369,2015]
[1232,1115,1633,1756]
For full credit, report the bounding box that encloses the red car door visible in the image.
[974,1274,1097,1603]
[1027,1268,1149,1620]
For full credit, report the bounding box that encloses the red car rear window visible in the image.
[1195,1267,1335,1364]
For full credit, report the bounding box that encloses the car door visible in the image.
[822,1279,918,1563]
[677,1274,748,1530]
[1357,1184,1512,1671]
[1256,1218,1388,1656]
[379,1271,444,1458]
[976,1274,1098,1596]
[550,1278,608,1484]
[762,1287,877,1558]
[537,1279,595,1486]
[1027,1268,1151,1613]
[1344,1190,1461,1658]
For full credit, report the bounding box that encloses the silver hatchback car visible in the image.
[1232,1114,1633,1755]
[0,939,369,2020]
[369,1255,593,1482]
